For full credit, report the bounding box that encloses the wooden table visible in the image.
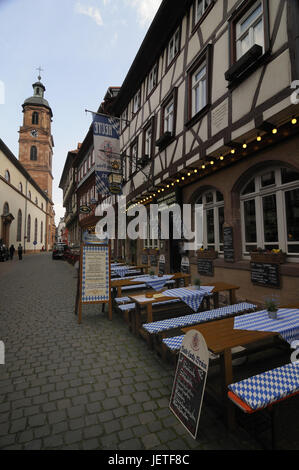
[182,317,278,429]
[130,281,240,326]
[109,272,191,320]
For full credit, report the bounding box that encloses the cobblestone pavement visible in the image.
[0,254,295,451]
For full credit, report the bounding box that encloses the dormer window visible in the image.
[36,87,40,96]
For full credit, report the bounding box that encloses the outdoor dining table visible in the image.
[182,316,281,429]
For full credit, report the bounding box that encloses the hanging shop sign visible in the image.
[93,113,121,196]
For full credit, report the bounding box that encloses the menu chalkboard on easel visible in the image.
[197,259,214,276]
[251,262,280,288]
[223,227,234,262]
[170,330,209,439]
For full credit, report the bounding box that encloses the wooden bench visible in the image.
[228,362,299,448]
[159,303,257,358]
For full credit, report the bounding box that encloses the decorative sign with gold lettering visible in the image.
[169,330,209,439]
[77,243,111,324]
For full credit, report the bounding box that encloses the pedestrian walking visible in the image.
[17,243,23,260]
[9,244,15,260]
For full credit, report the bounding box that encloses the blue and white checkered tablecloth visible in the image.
[111,266,129,277]
[162,286,214,312]
[228,362,299,411]
[131,274,174,291]
[234,308,299,345]
[143,302,256,334]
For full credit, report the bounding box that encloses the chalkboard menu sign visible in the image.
[251,262,280,288]
[197,259,214,276]
[223,227,234,262]
[158,255,166,275]
[170,330,209,439]
[141,254,148,265]
[150,255,157,266]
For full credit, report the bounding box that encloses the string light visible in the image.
[194,169,198,173]
[230,149,235,154]
[202,164,206,169]
[292,116,297,125]
[210,160,214,165]
[272,127,278,134]
[257,134,262,142]
[181,176,185,181]
[187,172,191,176]
[220,155,224,161]
[243,142,247,149]
[176,179,180,183]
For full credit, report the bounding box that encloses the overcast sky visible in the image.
[0,0,162,224]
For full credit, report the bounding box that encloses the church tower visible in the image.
[18,72,54,200]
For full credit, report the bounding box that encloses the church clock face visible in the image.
[31,129,38,138]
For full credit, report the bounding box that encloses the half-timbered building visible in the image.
[111,0,299,305]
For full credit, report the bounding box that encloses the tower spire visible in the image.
[36,66,44,81]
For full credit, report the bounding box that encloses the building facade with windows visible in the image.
[0,139,48,252]
[111,0,299,304]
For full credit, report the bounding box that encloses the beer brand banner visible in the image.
[93,113,121,196]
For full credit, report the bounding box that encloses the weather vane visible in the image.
[36,66,44,81]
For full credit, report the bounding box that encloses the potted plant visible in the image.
[265,297,279,320]
[250,248,286,264]
[194,278,201,290]
[197,248,218,259]
[149,270,155,278]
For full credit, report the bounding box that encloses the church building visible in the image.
[0,73,56,252]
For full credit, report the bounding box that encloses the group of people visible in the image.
[9,244,23,260]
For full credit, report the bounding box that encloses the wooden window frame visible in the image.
[227,0,270,85]
[142,117,155,159]
[191,0,215,32]
[186,44,212,128]
[166,26,181,70]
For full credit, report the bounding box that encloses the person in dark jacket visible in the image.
[9,244,15,260]
[17,244,23,260]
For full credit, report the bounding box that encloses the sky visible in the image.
[0,0,162,224]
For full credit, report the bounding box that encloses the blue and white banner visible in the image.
[93,113,121,196]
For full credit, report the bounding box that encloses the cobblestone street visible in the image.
[0,253,288,450]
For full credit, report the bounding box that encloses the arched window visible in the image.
[17,210,22,241]
[34,218,38,243]
[240,167,299,257]
[3,202,9,215]
[40,221,43,243]
[32,112,39,125]
[196,189,224,253]
[27,215,31,242]
[5,170,10,182]
[18,182,23,193]
[30,146,37,161]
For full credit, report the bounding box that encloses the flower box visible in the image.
[250,251,286,264]
[197,250,218,259]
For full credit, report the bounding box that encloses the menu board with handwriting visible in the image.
[170,330,209,439]
[197,259,214,276]
[251,262,280,288]
[223,227,234,262]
